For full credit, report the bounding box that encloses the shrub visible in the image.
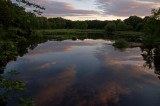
[104,22,116,34]
[116,22,127,31]
[113,39,129,48]
[72,36,77,40]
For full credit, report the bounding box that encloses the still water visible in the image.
[4,39,160,106]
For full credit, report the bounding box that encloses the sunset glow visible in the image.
[12,0,160,20]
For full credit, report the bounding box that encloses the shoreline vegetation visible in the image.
[35,29,143,48]
[0,0,160,106]
[36,29,142,39]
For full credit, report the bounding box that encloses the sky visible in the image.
[13,0,160,20]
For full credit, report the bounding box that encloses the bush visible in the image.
[72,36,77,40]
[0,41,18,62]
[104,22,116,34]
[116,22,127,31]
[113,39,129,48]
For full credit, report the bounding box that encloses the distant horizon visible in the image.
[12,0,159,21]
[39,16,147,21]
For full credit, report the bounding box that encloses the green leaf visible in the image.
[18,98,35,106]
[7,70,20,75]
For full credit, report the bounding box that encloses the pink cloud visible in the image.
[34,61,56,70]
[96,0,159,16]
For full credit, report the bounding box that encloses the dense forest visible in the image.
[0,0,160,106]
[0,0,160,32]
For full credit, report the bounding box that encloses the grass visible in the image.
[114,31,142,37]
[36,29,104,36]
[105,31,143,42]
[35,29,144,42]
[43,34,88,41]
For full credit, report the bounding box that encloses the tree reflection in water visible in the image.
[141,45,160,79]
[0,37,48,105]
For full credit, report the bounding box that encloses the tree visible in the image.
[15,0,45,15]
[151,8,160,20]
[144,8,160,37]
[116,22,127,31]
[104,22,116,34]
[143,16,150,23]
[74,21,88,29]
[124,16,143,31]
[0,1,45,105]
[86,20,108,29]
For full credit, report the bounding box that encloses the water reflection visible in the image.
[4,39,160,106]
[141,46,160,78]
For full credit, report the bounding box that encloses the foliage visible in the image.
[86,20,108,29]
[0,70,35,106]
[113,39,129,48]
[124,16,143,31]
[105,22,116,34]
[19,98,35,106]
[0,0,160,105]
[15,0,45,15]
[0,1,46,105]
[0,70,25,102]
[37,29,103,36]
[140,8,160,78]
[151,8,160,20]
[74,21,88,29]
[0,41,18,63]
[116,22,127,31]
[72,37,77,40]
[144,8,160,37]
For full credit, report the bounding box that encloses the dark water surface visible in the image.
[4,39,160,106]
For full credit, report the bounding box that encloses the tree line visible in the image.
[26,16,148,32]
[0,0,159,66]
[0,1,160,66]
[0,0,151,32]
[5,12,154,34]
[0,1,46,105]
[0,0,159,36]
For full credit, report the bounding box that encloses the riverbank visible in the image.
[35,29,143,42]
[36,29,104,35]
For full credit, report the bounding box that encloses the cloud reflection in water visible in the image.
[5,39,160,106]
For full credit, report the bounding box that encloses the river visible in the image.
[4,39,160,106]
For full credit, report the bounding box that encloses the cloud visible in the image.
[25,41,94,57]
[138,0,160,3]
[34,61,56,70]
[11,0,160,20]
[96,0,159,17]
[23,0,99,17]
[25,43,75,56]
[9,40,160,105]
[33,65,76,106]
